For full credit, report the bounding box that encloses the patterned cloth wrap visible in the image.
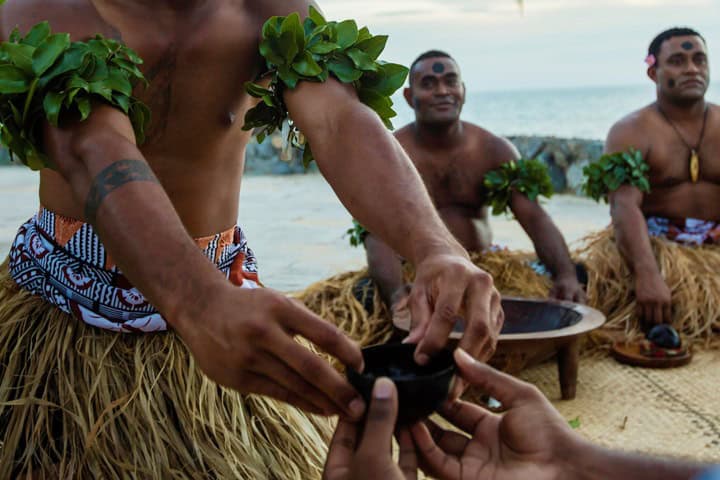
[646,216,720,246]
[8,207,260,332]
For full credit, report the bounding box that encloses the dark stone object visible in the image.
[646,324,682,349]
[347,343,456,425]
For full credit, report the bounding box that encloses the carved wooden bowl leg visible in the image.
[556,338,580,400]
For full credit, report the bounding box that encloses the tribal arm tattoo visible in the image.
[84,159,160,225]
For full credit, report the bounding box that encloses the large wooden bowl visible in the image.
[393,297,606,400]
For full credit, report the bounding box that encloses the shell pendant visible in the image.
[690,149,700,183]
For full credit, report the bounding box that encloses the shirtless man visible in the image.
[606,27,718,329]
[365,51,583,320]
[0,2,502,475]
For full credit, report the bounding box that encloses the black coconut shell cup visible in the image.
[346,343,456,425]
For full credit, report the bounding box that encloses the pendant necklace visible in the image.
[656,103,709,183]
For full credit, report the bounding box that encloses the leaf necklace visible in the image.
[656,103,709,183]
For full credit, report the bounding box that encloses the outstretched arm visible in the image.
[284,79,503,369]
[510,192,584,302]
[43,105,366,419]
[411,349,709,480]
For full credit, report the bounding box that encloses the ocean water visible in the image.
[391,83,720,140]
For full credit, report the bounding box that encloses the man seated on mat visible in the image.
[582,27,719,348]
[363,50,584,320]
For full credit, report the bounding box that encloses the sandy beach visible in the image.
[0,167,611,292]
[0,167,611,291]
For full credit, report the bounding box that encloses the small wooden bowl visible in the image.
[347,343,456,425]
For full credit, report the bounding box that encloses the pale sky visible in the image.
[321,0,719,91]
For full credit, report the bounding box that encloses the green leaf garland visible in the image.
[581,149,650,203]
[483,158,555,216]
[243,7,409,168]
[0,21,149,170]
[346,219,369,248]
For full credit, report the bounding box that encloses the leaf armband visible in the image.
[243,6,409,168]
[0,21,150,170]
[581,149,650,203]
[346,219,369,248]
[482,158,555,216]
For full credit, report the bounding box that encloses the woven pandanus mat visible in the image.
[519,350,720,462]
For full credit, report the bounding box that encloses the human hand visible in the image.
[410,349,578,480]
[390,284,412,316]
[403,253,503,375]
[323,378,417,480]
[550,273,586,303]
[175,285,366,419]
[634,271,672,330]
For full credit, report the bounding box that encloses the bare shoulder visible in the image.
[393,123,415,146]
[1,0,115,41]
[249,0,315,24]
[605,104,657,154]
[464,122,519,168]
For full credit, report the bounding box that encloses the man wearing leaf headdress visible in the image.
[0,1,503,477]
[582,27,720,348]
[362,50,584,319]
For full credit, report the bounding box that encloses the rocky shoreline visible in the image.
[243,134,604,195]
[1,135,604,195]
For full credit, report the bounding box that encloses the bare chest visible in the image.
[648,127,720,186]
[2,2,262,151]
[410,150,488,208]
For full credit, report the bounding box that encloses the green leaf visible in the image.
[129,101,151,143]
[32,33,70,76]
[358,88,396,118]
[328,55,363,83]
[21,21,50,47]
[112,92,130,113]
[0,65,31,93]
[86,55,109,82]
[309,41,338,55]
[262,16,284,39]
[357,27,372,43]
[280,12,305,53]
[568,417,581,429]
[355,35,387,60]
[245,81,273,98]
[308,5,327,26]
[39,43,88,87]
[336,20,359,49]
[111,57,144,80]
[42,90,64,126]
[362,62,408,96]
[259,38,286,66]
[2,43,35,73]
[76,96,91,120]
[277,30,300,65]
[292,51,323,76]
[346,48,377,71]
[105,68,132,96]
[278,65,300,89]
[88,80,113,100]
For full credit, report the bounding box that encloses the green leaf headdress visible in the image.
[581,149,650,203]
[243,6,409,168]
[0,21,149,170]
